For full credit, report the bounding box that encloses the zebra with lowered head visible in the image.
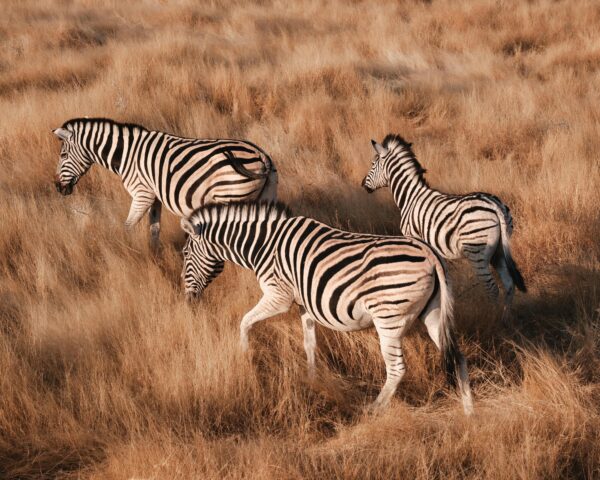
[361,134,526,322]
[180,201,473,414]
[52,118,277,246]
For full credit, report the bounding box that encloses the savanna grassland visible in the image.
[1,0,600,478]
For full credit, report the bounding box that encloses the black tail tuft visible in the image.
[441,331,461,389]
[505,254,527,293]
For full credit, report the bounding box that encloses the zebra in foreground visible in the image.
[180,201,473,414]
[362,134,526,322]
[52,118,277,246]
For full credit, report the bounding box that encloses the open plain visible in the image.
[1,1,599,478]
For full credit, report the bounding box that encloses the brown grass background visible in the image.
[1,0,599,478]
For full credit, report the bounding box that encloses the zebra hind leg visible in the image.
[492,252,515,324]
[299,306,317,380]
[149,199,162,250]
[368,317,409,414]
[420,294,473,415]
[464,247,499,300]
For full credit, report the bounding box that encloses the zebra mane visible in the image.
[189,201,293,226]
[61,117,149,132]
[383,133,428,184]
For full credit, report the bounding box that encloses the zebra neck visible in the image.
[92,124,150,178]
[208,220,282,273]
[388,164,431,217]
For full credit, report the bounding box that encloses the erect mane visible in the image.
[61,117,149,132]
[382,133,413,152]
[382,133,428,183]
[189,201,293,226]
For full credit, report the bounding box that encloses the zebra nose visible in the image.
[185,291,199,303]
[54,176,74,195]
[361,178,373,193]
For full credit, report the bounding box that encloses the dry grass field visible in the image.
[1,0,600,478]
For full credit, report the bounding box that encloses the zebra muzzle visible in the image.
[361,178,374,193]
[185,291,199,303]
[55,178,74,196]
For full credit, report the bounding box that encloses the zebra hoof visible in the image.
[462,396,475,416]
[365,400,386,416]
[185,291,199,303]
[501,307,513,325]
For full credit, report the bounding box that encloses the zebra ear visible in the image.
[371,139,388,157]
[53,128,72,141]
[180,218,202,236]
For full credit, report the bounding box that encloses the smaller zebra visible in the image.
[181,201,473,414]
[361,134,526,322]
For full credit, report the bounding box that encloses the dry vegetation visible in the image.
[1,0,599,478]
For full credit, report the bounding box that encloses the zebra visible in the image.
[52,118,278,246]
[180,201,473,414]
[361,134,526,322]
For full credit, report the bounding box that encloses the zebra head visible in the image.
[361,139,390,193]
[52,125,94,196]
[180,218,225,301]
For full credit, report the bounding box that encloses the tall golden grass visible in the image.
[1,0,599,478]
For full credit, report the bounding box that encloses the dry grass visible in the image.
[1,0,600,478]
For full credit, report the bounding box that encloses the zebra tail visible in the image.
[225,150,268,180]
[432,254,461,390]
[491,202,527,293]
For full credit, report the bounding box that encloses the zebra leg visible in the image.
[420,296,473,415]
[464,248,499,299]
[148,199,162,249]
[299,306,317,379]
[240,293,292,352]
[369,318,408,413]
[125,194,156,230]
[492,254,515,324]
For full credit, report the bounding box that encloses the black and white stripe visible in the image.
[361,134,526,321]
[52,118,277,245]
[181,201,473,414]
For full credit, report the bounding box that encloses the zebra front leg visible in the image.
[240,292,292,352]
[369,318,408,413]
[125,194,157,231]
[148,199,162,249]
[299,306,317,379]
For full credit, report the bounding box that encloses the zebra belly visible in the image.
[301,301,374,332]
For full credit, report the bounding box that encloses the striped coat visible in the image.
[362,134,526,321]
[181,201,473,414]
[52,118,277,245]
